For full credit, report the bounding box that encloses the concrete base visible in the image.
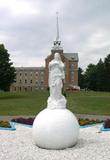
[32,108,79,150]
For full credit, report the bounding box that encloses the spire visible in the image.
[56,12,59,41]
[52,12,62,50]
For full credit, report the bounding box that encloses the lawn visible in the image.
[0,90,110,115]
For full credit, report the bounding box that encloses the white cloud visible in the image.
[88,31,110,49]
[10,2,39,16]
[0,0,40,16]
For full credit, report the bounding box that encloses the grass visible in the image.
[0,90,110,116]
[67,91,110,115]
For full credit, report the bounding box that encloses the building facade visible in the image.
[10,67,45,91]
[10,42,79,91]
[44,39,79,88]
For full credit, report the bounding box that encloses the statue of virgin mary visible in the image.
[47,52,66,109]
[33,53,79,150]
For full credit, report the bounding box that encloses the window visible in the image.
[25,79,27,83]
[41,71,44,75]
[20,72,22,76]
[71,74,74,81]
[25,72,27,76]
[30,80,32,83]
[71,64,74,70]
[41,76,44,81]
[36,81,38,85]
[30,72,33,76]
[19,79,22,83]
[71,72,74,81]
[41,81,44,84]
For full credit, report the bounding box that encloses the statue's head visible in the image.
[54,52,61,61]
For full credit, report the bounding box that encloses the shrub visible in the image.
[0,121,11,128]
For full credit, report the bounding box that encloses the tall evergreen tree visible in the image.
[104,54,110,91]
[84,64,97,90]
[78,67,84,88]
[96,58,105,91]
[0,44,16,91]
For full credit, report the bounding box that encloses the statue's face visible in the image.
[54,53,61,61]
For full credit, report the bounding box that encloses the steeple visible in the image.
[56,11,59,41]
[52,12,63,51]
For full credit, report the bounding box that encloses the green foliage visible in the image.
[0,121,11,128]
[104,54,110,91]
[83,54,110,91]
[96,59,105,91]
[78,67,85,88]
[0,44,16,91]
[84,64,97,90]
[78,118,103,126]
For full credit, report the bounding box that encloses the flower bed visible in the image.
[0,121,11,128]
[78,118,103,126]
[11,117,34,125]
[11,117,103,127]
[1,117,109,132]
[103,119,110,128]
[100,119,110,131]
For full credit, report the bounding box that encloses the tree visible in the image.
[96,59,105,91]
[84,64,97,90]
[82,54,110,91]
[104,54,110,91]
[0,44,16,91]
[78,67,84,88]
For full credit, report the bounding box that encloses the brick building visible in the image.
[44,40,79,88]
[10,67,45,91]
[10,47,78,92]
[10,40,79,92]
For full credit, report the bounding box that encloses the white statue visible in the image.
[47,53,66,109]
[32,53,79,150]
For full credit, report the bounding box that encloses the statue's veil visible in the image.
[54,53,61,61]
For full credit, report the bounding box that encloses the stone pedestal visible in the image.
[32,108,79,149]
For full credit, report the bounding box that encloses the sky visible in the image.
[0,0,110,70]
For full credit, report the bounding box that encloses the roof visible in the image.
[64,53,78,61]
[15,67,45,71]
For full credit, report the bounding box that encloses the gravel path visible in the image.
[0,124,110,160]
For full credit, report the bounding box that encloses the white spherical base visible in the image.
[32,108,79,150]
